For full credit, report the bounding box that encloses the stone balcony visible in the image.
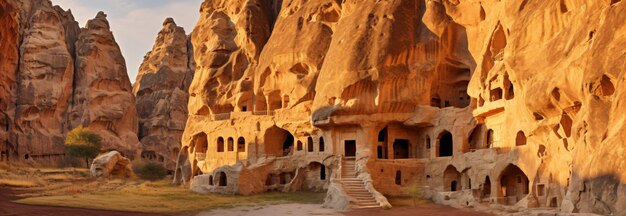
[472,99,505,118]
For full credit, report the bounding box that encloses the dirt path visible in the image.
[346,203,493,216]
[199,203,492,216]
[199,203,342,216]
[0,187,179,216]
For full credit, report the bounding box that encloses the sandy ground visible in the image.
[1,186,491,216]
[198,203,342,216]
[198,203,493,216]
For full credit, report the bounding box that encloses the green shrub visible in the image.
[65,126,102,168]
[136,163,168,181]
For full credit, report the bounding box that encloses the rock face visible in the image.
[180,0,626,214]
[90,151,133,178]
[0,0,139,162]
[71,12,140,158]
[133,18,195,171]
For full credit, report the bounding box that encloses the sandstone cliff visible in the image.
[133,18,195,170]
[0,0,139,162]
[181,0,626,214]
[70,12,140,158]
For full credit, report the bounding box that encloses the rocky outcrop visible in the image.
[71,12,140,158]
[13,0,79,160]
[181,0,626,214]
[0,0,139,162]
[133,18,195,170]
[187,0,273,116]
[90,151,133,178]
[0,0,21,160]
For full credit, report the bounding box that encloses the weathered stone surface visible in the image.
[187,0,273,116]
[90,151,133,178]
[71,12,140,159]
[0,1,139,163]
[0,0,20,161]
[13,0,79,160]
[133,18,195,171]
[180,0,626,214]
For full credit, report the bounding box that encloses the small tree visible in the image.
[65,126,102,167]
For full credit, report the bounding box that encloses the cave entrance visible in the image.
[393,139,409,159]
[218,172,227,186]
[438,131,453,157]
[344,140,356,157]
[483,176,492,198]
[264,126,295,157]
[378,126,388,159]
[443,165,461,192]
[192,133,208,154]
[282,134,294,156]
[498,164,529,205]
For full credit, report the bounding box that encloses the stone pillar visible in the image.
[360,123,377,160]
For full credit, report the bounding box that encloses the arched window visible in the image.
[378,126,388,142]
[218,172,227,186]
[515,131,526,146]
[227,137,234,151]
[217,137,224,152]
[237,137,246,152]
[438,131,453,157]
[395,170,402,185]
[307,137,314,152]
[297,141,303,151]
[486,129,494,148]
[319,137,325,152]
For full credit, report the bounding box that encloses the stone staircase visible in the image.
[340,157,379,208]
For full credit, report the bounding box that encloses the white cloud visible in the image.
[52,0,202,83]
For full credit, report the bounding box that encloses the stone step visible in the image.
[344,188,368,191]
[340,178,361,181]
[357,202,379,206]
[354,197,376,201]
[355,205,380,208]
[341,181,363,184]
[342,184,364,187]
[342,183,364,186]
[345,191,370,194]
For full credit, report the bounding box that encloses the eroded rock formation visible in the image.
[180,0,626,214]
[133,18,195,171]
[0,0,139,162]
[71,12,140,158]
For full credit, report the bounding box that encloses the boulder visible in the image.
[90,151,133,178]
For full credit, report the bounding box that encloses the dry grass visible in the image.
[2,162,326,213]
[16,181,326,213]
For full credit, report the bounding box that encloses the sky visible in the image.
[52,0,203,83]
